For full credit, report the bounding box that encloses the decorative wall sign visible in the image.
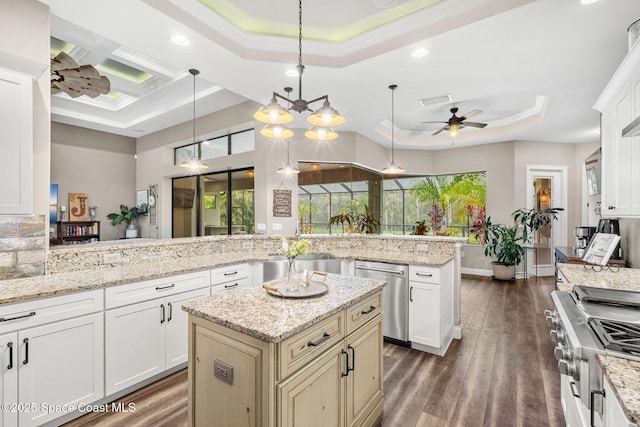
[69,193,90,221]
[273,189,292,217]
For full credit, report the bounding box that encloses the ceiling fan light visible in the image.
[305,126,338,141]
[382,161,405,175]
[260,124,294,139]
[449,123,460,138]
[254,96,294,124]
[277,162,300,175]
[307,99,346,127]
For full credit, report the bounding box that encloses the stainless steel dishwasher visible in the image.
[354,260,409,345]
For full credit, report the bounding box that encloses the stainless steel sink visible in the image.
[263,253,341,281]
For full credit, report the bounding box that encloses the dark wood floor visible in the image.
[64,275,564,427]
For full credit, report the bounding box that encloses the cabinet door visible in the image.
[105,299,165,395]
[613,92,633,215]
[409,282,440,348]
[604,376,636,427]
[601,110,617,215]
[278,343,345,427]
[165,288,209,369]
[18,313,104,427]
[0,333,18,427]
[345,316,383,427]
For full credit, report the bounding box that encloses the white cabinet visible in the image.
[104,271,209,395]
[0,290,104,427]
[603,374,637,427]
[408,261,454,356]
[210,263,251,294]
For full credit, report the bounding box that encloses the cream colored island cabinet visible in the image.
[184,275,386,427]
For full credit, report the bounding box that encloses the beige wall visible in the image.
[51,123,137,241]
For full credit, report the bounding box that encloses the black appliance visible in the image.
[596,218,622,259]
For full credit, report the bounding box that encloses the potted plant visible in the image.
[411,220,429,235]
[107,204,142,238]
[483,207,563,280]
[329,204,381,234]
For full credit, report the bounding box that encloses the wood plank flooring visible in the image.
[64,275,564,427]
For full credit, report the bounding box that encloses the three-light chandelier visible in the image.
[253,0,346,141]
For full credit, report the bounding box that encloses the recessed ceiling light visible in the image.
[411,48,429,58]
[419,94,452,106]
[580,0,599,4]
[171,34,190,46]
[285,68,298,77]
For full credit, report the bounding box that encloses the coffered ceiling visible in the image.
[43,0,640,149]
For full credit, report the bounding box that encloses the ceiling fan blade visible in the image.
[52,80,84,98]
[50,51,79,71]
[432,127,446,135]
[61,75,111,93]
[56,65,101,79]
[460,109,483,120]
[463,122,488,128]
[51,86,62,95]
[420,121,447,124]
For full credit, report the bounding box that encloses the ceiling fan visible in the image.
[50,51,110,98]
[422,107,487,136]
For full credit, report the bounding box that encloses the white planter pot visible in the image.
[125,225,137,239]
[492,262,515,281]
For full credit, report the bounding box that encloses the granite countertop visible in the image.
[597,355,640,425]
[556,263,640,293]
[182,274,386,343]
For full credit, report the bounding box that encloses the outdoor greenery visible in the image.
[329,204,381,234]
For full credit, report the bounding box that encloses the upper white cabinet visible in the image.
[0,68,33,214]
[594,42,640,217]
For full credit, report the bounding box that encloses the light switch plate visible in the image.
[256,223,266,231]
[263,241,274,249]
[243,242,253,249]
[416,243,429,252]
[103,253,122,264]
[272,223,282,230]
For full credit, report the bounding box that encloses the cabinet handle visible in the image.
[224,271,238,276]
[224,283,238,289]
[415,272,433,277]
[347,345,355,373]
[410,286,414,302]
[361,305,376,315]
[22,338,29,365]
[608,206,615,210]
[341,349,349,377]
[0,311,36,323]
[307,332,330,347]
[590,389,605,427]
[167,302,173,322]
[7,342,13,370]
[160,304,165,324]
[155,284,175,291]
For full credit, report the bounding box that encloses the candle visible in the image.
[60,205,66,212]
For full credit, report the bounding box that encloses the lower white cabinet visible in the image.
[211,263,251,294]
[0,290,104,427]
[603,374,636,427]
[408,261,454,355]
[104,271,210,396]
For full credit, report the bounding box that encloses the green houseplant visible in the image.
[483,207,563,280]
[329,204,381,234]
[107,204,142,239]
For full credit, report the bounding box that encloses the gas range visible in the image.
[545,285,640,415]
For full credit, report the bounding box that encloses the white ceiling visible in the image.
[43,0,640,149]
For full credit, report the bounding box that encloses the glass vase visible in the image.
[285,256,299,292]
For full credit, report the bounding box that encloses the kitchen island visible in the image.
[182,273,386,427]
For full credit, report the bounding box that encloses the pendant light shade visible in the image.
[254,95,294,125]
[307,98,346,127]
[260,124,294,139]
[180,68,208,170]
[382,84,405,175]
[277,139,300,175]
[305,126,338,141]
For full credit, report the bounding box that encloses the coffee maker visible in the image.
[574,226,596,250]
[597,218,622,259]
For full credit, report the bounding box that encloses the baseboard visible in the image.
[461,267,492,277]
[451,325,463,339]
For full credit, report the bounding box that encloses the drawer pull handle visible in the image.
[22,338,29,365]
[156,284,175,291]
[160,304,165,324]
[410,286,414,302]
[341,349,349,377]
[347,345,355,373]
[7,342,13,370]
[224,283,239,289]
[307,332,330,347]
[361,305,376,315]
[590,389,605,427]
[415,272,433,277]
[0,311,36,323]
[167,302,173,322]
[224,271,238,276]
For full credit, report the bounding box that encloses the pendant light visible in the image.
[277,139,300,175]
[253,0,345,139]
[180,68,208,170]
[382,84,405,174]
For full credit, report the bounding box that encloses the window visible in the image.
[174,129,254,165]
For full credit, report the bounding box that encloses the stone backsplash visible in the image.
[0,215,47,280]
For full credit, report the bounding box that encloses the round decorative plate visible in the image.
[263,280,329,299]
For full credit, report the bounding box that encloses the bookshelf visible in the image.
[52,221,100,246]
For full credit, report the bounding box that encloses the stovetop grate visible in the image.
[590,318,640,355]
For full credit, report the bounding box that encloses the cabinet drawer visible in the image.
[105,270,210,309]
[409,266,440,283]
[346,292,382,335]
[211,277,250,294]
[211,264,249,285]
[278,311,344,381]
[0,289,103,334]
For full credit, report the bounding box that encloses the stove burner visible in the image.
[590,318,640,355]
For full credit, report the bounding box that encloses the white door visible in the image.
[408,282,440,347]
[526,165,568,277]
[18,313,104,427]
[165,288,209,369]
[0,333,18,427]
[105,299,165,395]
